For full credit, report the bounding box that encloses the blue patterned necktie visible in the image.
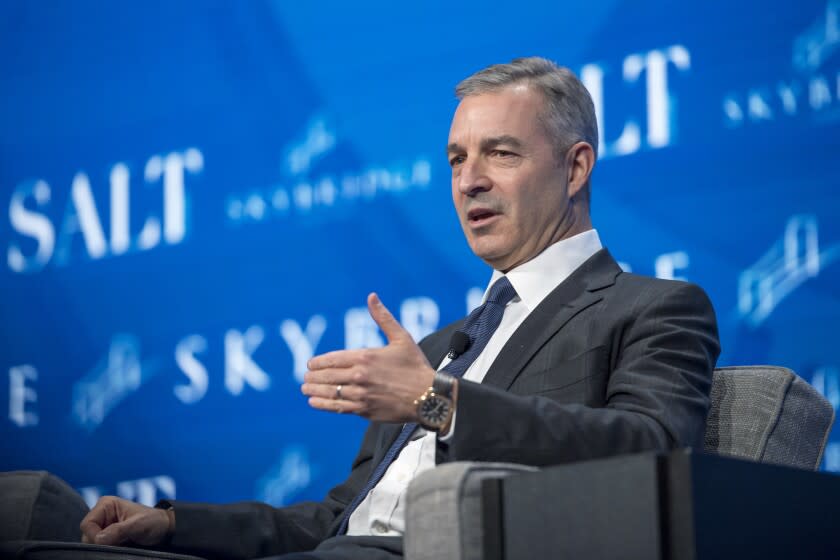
[336,276,518,534]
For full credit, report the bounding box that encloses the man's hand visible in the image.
[80,496,173,547]
[302,293,436,423]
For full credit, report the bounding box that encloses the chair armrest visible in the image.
[0,471,89,542]
[404,462,538,560]
[0,540,207,560]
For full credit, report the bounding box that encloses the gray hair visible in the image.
[455,57,599,160]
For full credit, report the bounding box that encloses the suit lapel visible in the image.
[481,249,622,391]
[374,250,620,452]
[424,319,466,369]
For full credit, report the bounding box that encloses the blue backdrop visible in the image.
[2,0,839,508]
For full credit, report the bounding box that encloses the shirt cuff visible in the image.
[437,409,457,441]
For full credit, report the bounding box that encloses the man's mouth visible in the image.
[467,208,499,227]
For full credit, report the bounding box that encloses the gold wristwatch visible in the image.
[415,371,456,431]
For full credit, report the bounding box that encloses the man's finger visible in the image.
[367,293,408,343]
[308,396,364,415]
[303,367,359,386]
[80,519,103,543]
[80,500,110,542]
[301,382,362,401]
[94,520,129,546]
[308,349,366,370]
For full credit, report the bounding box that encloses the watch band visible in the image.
[432,371,455,398]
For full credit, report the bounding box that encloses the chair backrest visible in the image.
[703,366,835,470]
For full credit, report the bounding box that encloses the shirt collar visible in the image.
[483,229,603,312]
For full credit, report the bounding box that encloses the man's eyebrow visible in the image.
[446,142,464,155]
[480,135,524,151]
[446,136,524,155]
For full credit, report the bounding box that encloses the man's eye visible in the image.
[492,150,515,158]
[449,155,465,166]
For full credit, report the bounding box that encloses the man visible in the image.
[80,57,720,559]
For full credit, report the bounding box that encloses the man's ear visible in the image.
[565,141,596,200]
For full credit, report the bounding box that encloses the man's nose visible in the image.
[456,158,492,197]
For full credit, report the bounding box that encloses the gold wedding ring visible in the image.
[335,384,343,400]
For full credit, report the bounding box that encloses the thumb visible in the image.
[94,521,130,546]
[367,293,408,343]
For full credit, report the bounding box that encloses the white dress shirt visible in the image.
[347,229,603,536]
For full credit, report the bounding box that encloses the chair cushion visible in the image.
[0,471,89,542]
[704,366,835,470]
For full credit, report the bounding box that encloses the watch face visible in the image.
[419,394,453,428]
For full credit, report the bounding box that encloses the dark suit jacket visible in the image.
[162,249,720,560]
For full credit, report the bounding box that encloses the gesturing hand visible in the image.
[80,496,173,546]
[302,293,436,423]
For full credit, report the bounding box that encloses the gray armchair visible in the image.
[1,366,834,559]
[403,365,836,560]
[703,366,833,469]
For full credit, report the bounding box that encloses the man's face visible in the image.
[447,85,574,272]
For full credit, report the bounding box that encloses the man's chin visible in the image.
[468,241,512,269]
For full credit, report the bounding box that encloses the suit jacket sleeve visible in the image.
[159,423,380,560]
[441,280,720,466]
